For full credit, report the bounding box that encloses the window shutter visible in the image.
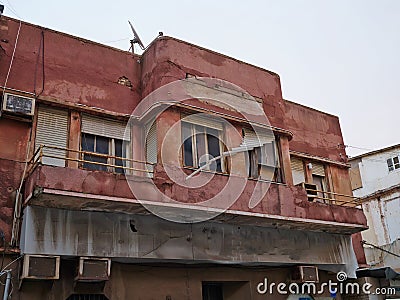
[242,127,275,148]
[181,113,223,131]
[312,162,325,177]
[81,114,130,141]
[35,106,68,167]
[145,121,157,164]
[291,157,305,185]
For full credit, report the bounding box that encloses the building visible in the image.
[0,16,369,299]
[349,145,400,277]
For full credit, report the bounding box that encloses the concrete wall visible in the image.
[1,260,344,300]
[0,118,31,240]
[349,147,400,267]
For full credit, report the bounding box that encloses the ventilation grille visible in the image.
[21,255,60,280]
[76,257,111,282]
[292,266,319,283]
[2,93,35,116]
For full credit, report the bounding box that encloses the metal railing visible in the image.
[27,145,155,176]
[305,187,361,207]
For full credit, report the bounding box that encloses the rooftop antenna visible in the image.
[128,20,145,54]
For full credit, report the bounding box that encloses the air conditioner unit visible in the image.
[76,257,111,282]
[21,254,60,280]
[1,93,35,117]
[292,266,319,283]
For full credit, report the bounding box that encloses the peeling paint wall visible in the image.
[0,17,141,115]
[21,206,358,275]
[0,118,31,240]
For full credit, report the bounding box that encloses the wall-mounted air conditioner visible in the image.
[21,254,60,280]
[292,266,319,283]
[76,257,111,282]
[1,93,35,117]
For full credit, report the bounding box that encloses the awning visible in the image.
[356,267,400,280]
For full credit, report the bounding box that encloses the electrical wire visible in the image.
[2,19,21,98]
[3,0,21,20]
[103,37,130,43]
[0,255,22,274]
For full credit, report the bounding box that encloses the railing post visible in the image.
[39,145,43,164]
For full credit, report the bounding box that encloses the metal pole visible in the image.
[2,270,11,300]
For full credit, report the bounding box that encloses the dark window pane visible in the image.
[387,159,393,167]
[81,133,95,152]
[248,149,258,178]
[114,139,124,174]
[182,123,194,167]
[96,136,109,154]
[206,128,221,172]
[202,283,223,300]
[81,134,108,171]
[196,126,207,168]
[394,156,399,164]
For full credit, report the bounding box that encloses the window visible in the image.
[182,122,225,173]
[81,133,124,173]
[291,157,305,185]
[81,114,130,174]
[311,162,328,202]
[387,156,400,172]
[243,128,282,182]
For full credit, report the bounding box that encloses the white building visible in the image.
[349,144,400,270]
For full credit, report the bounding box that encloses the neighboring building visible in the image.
[349,145,400,272]
[0,16,369,299]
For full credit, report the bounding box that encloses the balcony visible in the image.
[23,145,367,234]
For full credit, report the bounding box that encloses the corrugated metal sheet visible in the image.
[82,114,130,141]
[181,113,223,131]
[35,106,68,167]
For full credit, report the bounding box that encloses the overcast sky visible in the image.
[2,0,399,157]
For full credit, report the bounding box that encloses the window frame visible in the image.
[387,156,400,172]
[80,132,130,174]
[246,135,283,182]
[181,121,226,173]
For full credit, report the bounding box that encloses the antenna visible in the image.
[128,20,145,54]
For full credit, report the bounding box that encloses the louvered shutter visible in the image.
[312,162,325,177]
[181,113,223,131]
[291,157,305,185]
[146,121,157,164]
[35,106,68,167]
[81,114,130,141]
[242,127,275,148]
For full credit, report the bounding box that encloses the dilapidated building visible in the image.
[0,16,370,299]
[349,144,400,289]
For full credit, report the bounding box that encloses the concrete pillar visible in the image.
[279,136,293,185]
[67,111,81,168]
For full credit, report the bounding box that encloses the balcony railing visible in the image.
[304,187,361,207]
[27,145,154,177]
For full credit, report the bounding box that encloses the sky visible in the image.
[2,0,399,157]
